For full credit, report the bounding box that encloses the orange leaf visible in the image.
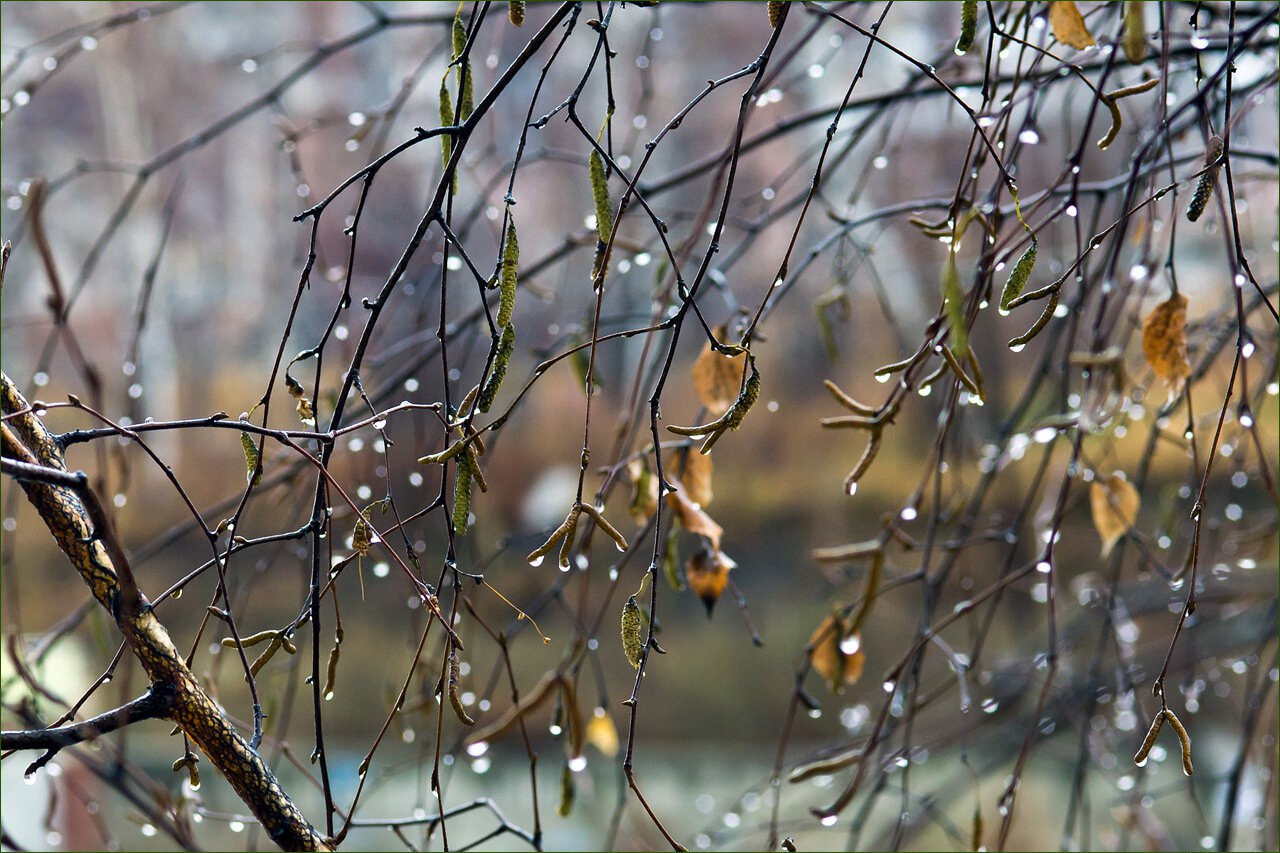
[1049,1,1096,50]
[691,327,746,416]
[666,490,723,551]
[808,613,864,693]
[685,547,735,615]
[1141,294,1190,395]
[678,448,714,508]
[1090,473,1139,557]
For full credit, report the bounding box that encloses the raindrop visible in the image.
[140,825,157,838]
[900,506,917,521]
[529,555,545,567]
[33,371,49,387]
[80,36,98,51]
[981,698,999,714]
[348,112,367,127]
[808,64,824,79]
[241,58,258,73]
[820,815,839,827]
[1018,128,1040,145]
[466,741,489,757]
[882,679,896,694]
[373,562,390,578]
[872,155,889,170]
[569,755,588,772]
[840,635,861,655]
[229,821,246,833]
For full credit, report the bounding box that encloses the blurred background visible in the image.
[1,2,1277,851]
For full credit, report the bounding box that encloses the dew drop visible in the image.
[529,555,545,567]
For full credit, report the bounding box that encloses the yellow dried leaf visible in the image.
[1141,294,1191,394]
[666,491,722,551]
[679,448,714,508]
[586,709,619,757]
[809,613,863,693]
[691,328,746,416]
[685,548,735,615]
[1049,1,1096,50]
[1090,473,1139,557]
[627,458,659,525]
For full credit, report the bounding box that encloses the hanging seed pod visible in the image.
[1008,286,1060,349]
[453,454,474,535]
[479,324,515,413]
[498,221,519,327]
[1164,709,1194,776]
[581,503,629,552]
[459,61,474,123]
[527,506,581,567]
[1123,1,1147,63]
[247,635,285,680]
[588,150,613,242]
[221,630,277,650]
[557,506,580,570]
[557,761,576,817]
[448,648,475,726]
[1187,136,1223,222]
[621,595,644,668]
[509,0,525,26]
[999,237,1038,314]
[956,0,978,54]
[1133,710,1164,767]
[767,0,785,28]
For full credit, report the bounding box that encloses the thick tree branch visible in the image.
[1,371,333,852]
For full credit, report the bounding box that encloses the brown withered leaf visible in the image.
[1141,294,1190,394]
[1090,473,1139,557]
[686,547,735,615]
[666,490,723,550]
[1049,1,1096,50]
[586,708,619,757]
[809,613,864,693]
[678,447,714,507]
[691,326,746,416]
[626,458,659,525]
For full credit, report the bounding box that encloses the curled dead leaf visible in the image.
[692,326,746,416]
[809,612,864,693]
[1141,294,1190,395]
[1049,1,1096,50]
[666,490,723,551]
[1090,472,1140,557]
[685,547,735,615]
[678,447,714,507]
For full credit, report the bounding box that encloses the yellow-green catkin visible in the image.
[621,596,644,668]
[498,220,518,327]
[1186,136,1223,222]
[956,0,977,54]
[589,150,613,242]
[999,237,1037,314]
[453,455,474,535]
[478,323,515,413]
